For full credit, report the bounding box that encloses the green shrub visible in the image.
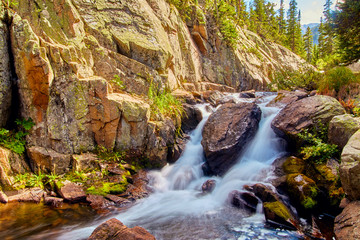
[14,172,46,189]
[318,66,358,93]
[0,118,35,154]
[297,125,339,164]
[148,82,184,120]
[269,68,322,91]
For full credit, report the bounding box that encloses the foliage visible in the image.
[111,74,126,91]
[95,145,126,164]
[334,0,360,64]
[148,82,184,120]
[0,118,35,154]
[318,66,358,93]
[14,172,47,189]
[297,124,339,164]
[303,26,313,62]
[269,67,322,91]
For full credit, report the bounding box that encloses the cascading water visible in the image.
[58,93,302,240]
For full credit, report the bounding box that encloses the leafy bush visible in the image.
[269,68,322,91]
[297,124,339,164]
[148,82,184,120]
[0,118,35,154]
[318,67,358,94]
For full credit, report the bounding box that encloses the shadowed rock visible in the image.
[202,102,261,176]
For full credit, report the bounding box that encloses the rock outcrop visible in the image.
[272,95,346,142]
[202,102,261,176]
[88,218,155,240]
[328,114,360,149]
[339,130,360,200]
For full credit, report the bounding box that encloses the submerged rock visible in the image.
[88,218,155,240]
[201,179,216,194]
[44,196,63,207]
[201,102,261,176]
[263,201,297,230]
[271,95,346,142]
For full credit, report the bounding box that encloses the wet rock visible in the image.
[0,190,8,203]
[271,95,346,143]
[215,95,237,105]
[202,90,224,105]
[88,218,155,240]
[44,196,63,207]
[57,181,86,202]
[121,170,150,200]
[201,179,216,194]
[229,190,259,212]
[202,102,261,176]
[239,90,256,98]
[246,183,279,203]
[7,187,45,203]
[272,156,305,177]
[86,194,114,209]
[266,90,308,108]
[181,104,203,133]
[340,129,360,200]
[328,114,360,149]
[286,174,318,210]
[105,194,132,206]
[263,201,297,230]
[167,135,189,163]
[335,201,360,240]
[72,153,100,172]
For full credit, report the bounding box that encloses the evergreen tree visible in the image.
[278,0,286,35]
[312,44,320,65]
[286,0,303,55]
[318,17,326,58]
[304,26,313,62]
[334,0,360,64]
[323,0,334,55]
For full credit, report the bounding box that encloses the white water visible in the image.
[58,94,301,240]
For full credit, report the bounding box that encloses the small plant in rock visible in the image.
[111,74,126,90]
[148,82,184,120]
[95,145,126,164]
[0,118,35,154]
[14,172,46,189]
[297,124,339,164]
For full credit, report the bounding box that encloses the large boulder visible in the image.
[339,130,360,200]
[201,102,261,176]
[271,95,346,142]
[335,201,360,240]
[57,181,87,202]
[328,114,360,149]
[88,218,155,240]
[266,90,308,108]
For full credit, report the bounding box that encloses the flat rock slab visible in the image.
[201,102,261,176]
[335,201,360,240]
[58,181,86,202]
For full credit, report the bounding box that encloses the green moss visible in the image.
[263,201,291,221]
[283,156,305,174]
[86,180,128,196]
[302,197,317,209]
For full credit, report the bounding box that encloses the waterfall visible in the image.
[59,93,301,240]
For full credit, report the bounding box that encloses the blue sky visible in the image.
[246,0,338,24]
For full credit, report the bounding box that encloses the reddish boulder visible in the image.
[201,179,216,194]
[57,181,86,202]
[201,102,261,176]
[88,218,155,240]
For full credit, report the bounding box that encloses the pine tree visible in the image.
[278,0,286,35]
[334,0,360,64]
[286,0,298,51]
[304,26,313,62]
[318,17,326,59]
[323,0,334,55]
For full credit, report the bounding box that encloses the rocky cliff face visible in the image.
[0,0,308,178]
